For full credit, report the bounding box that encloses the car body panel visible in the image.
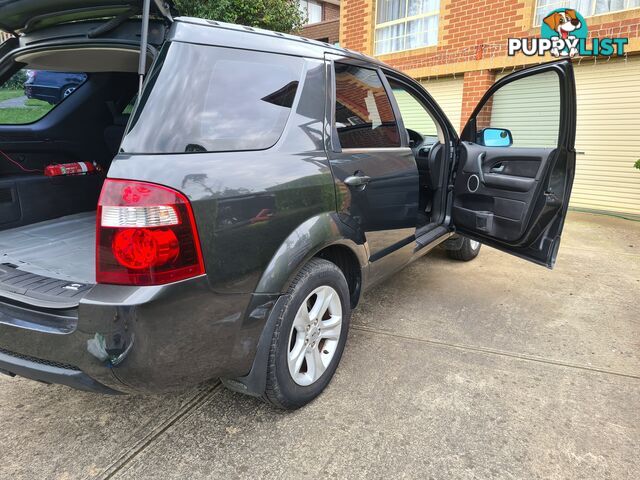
[253,213,369,294]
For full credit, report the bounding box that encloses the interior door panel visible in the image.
[454,143,555,242]
[452,61,576,267]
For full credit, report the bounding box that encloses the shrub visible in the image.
[4,70,27,90]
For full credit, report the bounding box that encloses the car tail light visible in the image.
[96,179,205,286]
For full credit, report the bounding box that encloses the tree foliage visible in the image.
[3,70,27,90]
[174,0,305,33]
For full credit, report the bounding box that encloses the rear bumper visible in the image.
[24,85,58,103]
[0,275,280,394]
[0,347,119,394]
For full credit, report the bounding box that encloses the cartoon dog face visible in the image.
[544,9,581,38]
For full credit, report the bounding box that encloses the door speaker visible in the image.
[467,174,480,193]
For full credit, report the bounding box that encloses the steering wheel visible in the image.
[406,128,424,149]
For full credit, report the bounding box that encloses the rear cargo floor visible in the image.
[0,212,96,284]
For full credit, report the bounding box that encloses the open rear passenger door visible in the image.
[452,60,576,268]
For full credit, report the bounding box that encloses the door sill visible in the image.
[415,225,450,250]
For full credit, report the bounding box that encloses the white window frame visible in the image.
[534,0,640,25]
[374,1,440,55]
[300,0,323,25]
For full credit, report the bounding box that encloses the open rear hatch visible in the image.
[0,0,176,35]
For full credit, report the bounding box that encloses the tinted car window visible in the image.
[388,79,440,139]
[0,68,86,125]
[121,42,304,154]
[334,63,400,149]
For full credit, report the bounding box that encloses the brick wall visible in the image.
[302,18,340,43]
[462,70,495,130]
[340,0,373,54]
[324,2,341,21]
[342,0,640,72]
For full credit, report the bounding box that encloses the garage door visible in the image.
[391,75,463,137]
[491,71,560,148]
[571,58,640,217]
[420,76,464,133]
[497,58,640,217]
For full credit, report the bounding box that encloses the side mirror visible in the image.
[479,128,513,147]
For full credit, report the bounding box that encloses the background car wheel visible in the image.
[264,258,351,410]
[59,85,76,103]
[446,237,482,261]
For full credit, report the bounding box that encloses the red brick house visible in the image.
[300,0,342,44]
[340,0,640,216]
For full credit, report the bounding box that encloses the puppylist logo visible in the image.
[509,8,628,58]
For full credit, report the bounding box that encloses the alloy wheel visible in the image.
[287,285,342,386]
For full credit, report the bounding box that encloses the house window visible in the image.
[374,0,440,55]
[300,0,323,24]
[534,0,640,25]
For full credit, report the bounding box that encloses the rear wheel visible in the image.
[264,258,350,409]
[447,237,481,261]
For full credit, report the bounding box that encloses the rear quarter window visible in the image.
[0,69,86,125]
[121,43,305,154]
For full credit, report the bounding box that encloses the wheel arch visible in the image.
[254,212,367,308]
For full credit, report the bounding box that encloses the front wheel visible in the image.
[264,258,351,409]
[446,237,482,261]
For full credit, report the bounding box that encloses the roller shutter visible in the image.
[420,76,464,133]
[391,76,464,137]
[571,58,640,216]
[496,58,640,216]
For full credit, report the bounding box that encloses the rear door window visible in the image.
[121,43,305,154]
[0,68,86,124]
[333,63,400,149]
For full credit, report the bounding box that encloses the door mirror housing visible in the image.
[479,128,513,147]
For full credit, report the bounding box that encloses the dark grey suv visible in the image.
[0,1,576,409]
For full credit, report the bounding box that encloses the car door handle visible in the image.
[344,175,371,187]
[476,152,486,184]
[491,164,505,173]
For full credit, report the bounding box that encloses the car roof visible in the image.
[170,17,386,68]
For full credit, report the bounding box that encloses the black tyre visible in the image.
[446,237,481,261]
[265,258,351,409]
[58,85,76,103]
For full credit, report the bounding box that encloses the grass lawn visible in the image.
[0,89,24,102]
[0,89,53,124]
[25,98,50,107]
[0,106,52,124]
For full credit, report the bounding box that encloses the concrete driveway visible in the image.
[1,211,638,479]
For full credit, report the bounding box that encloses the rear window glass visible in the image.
[121,42,305,154]
[0,68,86,125]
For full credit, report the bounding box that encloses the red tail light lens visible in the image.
[96,179,205,286]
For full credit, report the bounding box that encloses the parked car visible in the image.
[24,70,87,104]
[0,1,577,409]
